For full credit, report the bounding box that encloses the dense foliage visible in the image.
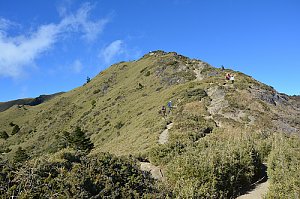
[0,150,166,198]
[266,134,300,198]
[150,131,262,198]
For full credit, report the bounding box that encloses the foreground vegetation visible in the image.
[149,128,300,198]
[1,129,299,198]
[0,149,167,198]
[266,134,300,198]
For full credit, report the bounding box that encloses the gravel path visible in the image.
[236,180,269,199]
[158,122,173,144]
[140,123,174,180]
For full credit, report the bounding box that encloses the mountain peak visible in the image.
[0,50,299,198]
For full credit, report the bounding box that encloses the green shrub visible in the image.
[93,89,101,94]
[166,137,262,198]
[86,76,91,83]
[266,134,300,198]
[11,125,20,135]
[0,131,9,139]
[149,141,187,165]
[91,100,96,107]
[64,127,94,153]
[185,88,207,101]
[149,128,263,198]
[14,147,29,163]
[138,83,144,89]
[115,121,124,129]
[0,152,167,198]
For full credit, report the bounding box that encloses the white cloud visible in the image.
[71,59,83,73]
[99,40,124,64]
[0,23,59,77]
[99,39,143,65]
[0,3,109,78]
[59,2,109,42]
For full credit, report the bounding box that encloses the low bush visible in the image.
[0,131,9,139]
[11,124,20,135]
[185,88,207,101]
[150,129,263,198]
[266,134,300,198]
[115,121,124,129]
[13,147,30,163]
[93,89,101,94]
[0,151,167,198]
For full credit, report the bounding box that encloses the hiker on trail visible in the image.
[230,74,235,84]
[167,101,173,113]
[161,106,166,117]
[225,73,231,80]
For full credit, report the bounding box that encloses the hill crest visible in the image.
[0,50,299,158]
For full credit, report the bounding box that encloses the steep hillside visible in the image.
[290,95,300,109]
[0,50,299,198]
[1,50,298,157]
[0,51,210,156]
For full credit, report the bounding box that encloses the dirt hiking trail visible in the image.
[236,180,269,199]
[158,122,173,144]
[140,122,174,180]
[140,162,164,180]
[237,163,269,199]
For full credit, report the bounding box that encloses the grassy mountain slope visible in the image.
[0,51,210,157]
[0,50,299,197]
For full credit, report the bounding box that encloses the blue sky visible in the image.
[0,0,299,102]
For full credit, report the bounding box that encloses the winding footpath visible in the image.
[158,122,173,144]
[139,122,174,181]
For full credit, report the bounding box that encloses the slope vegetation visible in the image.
[0,50,299,198]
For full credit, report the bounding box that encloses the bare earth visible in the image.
[158,122,173,144]
[140,162,164,180]
[140,122,174,180]
[236,179,269,199]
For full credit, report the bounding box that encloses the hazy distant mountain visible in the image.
[0,92,64,112]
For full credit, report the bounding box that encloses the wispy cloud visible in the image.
[59,2,109,42]
[99,39,142,65]
[0,3,109,78]
[71,59,83,73]
[99,40,124,64]
[0,18,16,33]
